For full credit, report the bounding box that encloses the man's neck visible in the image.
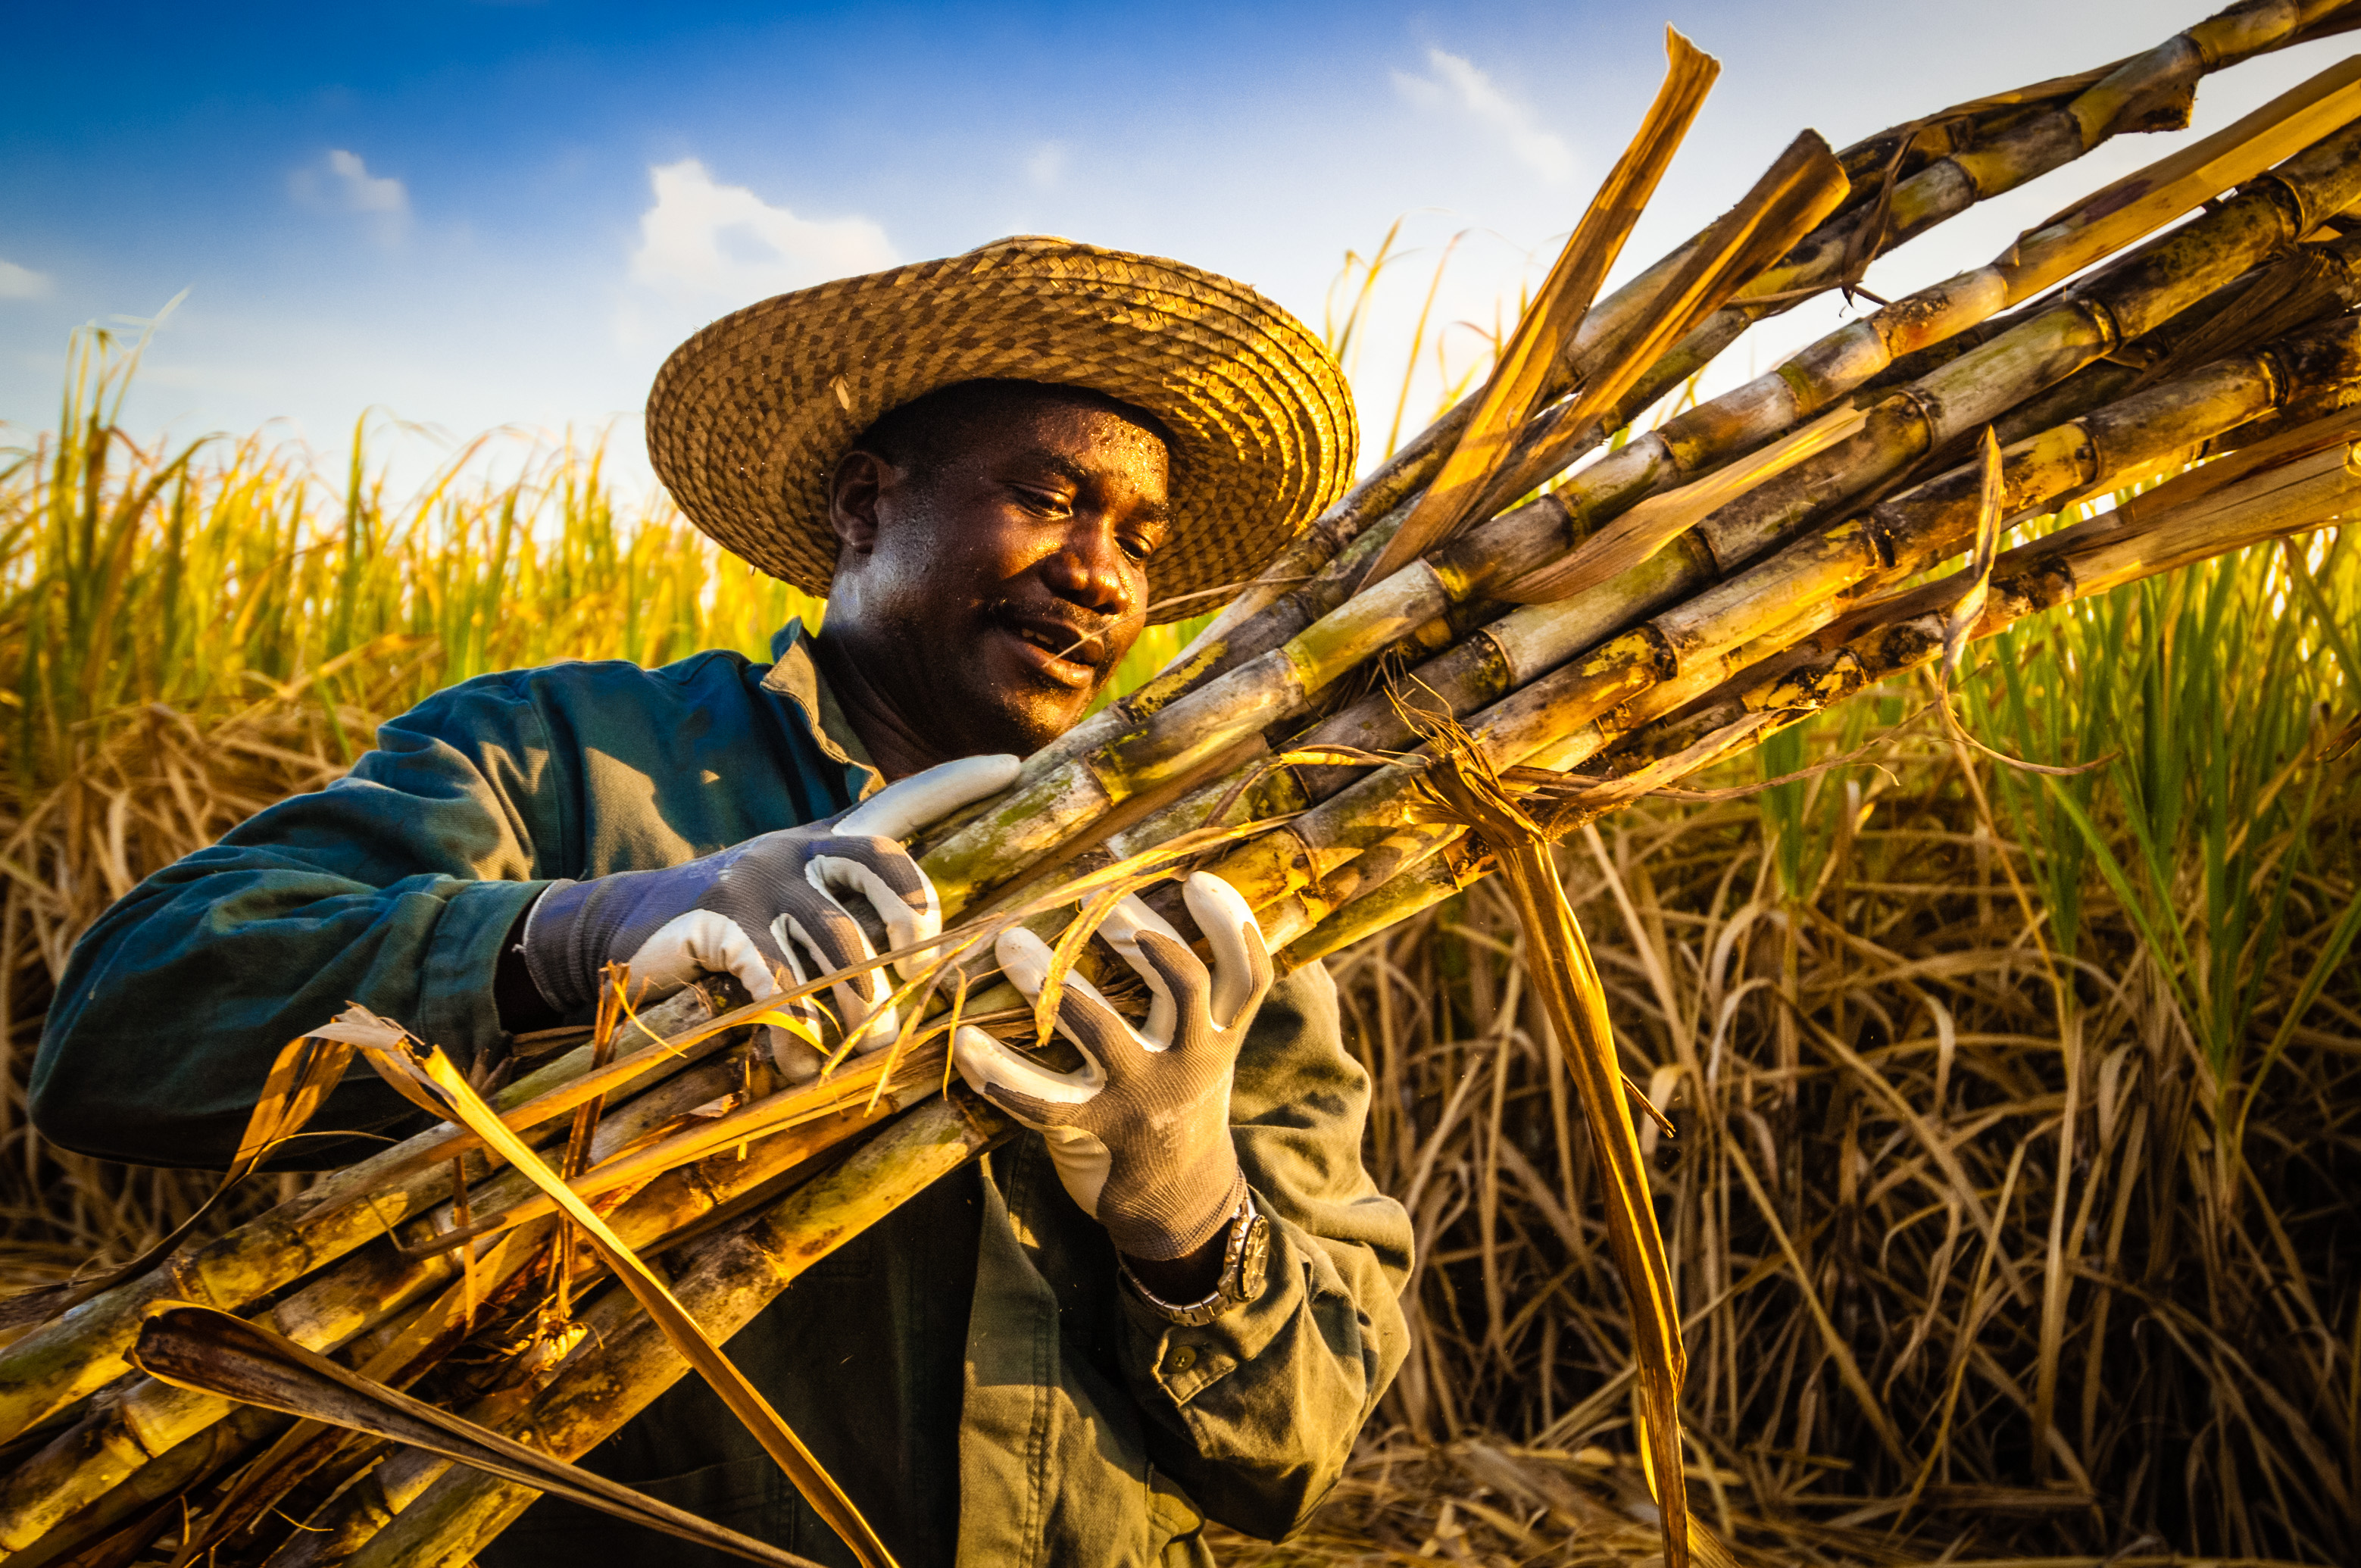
[810,631,944,782]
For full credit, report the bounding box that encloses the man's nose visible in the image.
[1038,517,1135,615]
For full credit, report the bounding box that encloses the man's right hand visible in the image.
[517,754,1017,1076]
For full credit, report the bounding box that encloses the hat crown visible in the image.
[646,240,1357,624]
[967,234,1074,255]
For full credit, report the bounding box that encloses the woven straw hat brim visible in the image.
[645,236,1358,623]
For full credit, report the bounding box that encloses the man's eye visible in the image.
[1013,486,1070,517]
[1120,533,1157,562]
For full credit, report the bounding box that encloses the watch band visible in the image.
[1122,1192,1270,1328]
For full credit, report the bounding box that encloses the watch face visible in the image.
[1238,1213,1271,1301]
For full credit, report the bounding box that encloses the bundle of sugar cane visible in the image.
[230,357,2361,1568]
[8,6,2361,1567]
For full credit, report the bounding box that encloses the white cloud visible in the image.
[0,258,53,300]
[1393,48,1575,183]
[326,150,407,214]
[1026,142,1067,191]
[290,148,411,241]
[628,159,895,305]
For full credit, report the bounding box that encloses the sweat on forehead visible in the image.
[853,380,1173,482]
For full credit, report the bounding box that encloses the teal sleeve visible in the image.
[30,673,564,1170]
[1119,961,1416,1537]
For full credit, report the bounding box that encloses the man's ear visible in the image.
[829,448,890,558]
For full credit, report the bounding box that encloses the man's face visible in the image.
[822,395,1170,759]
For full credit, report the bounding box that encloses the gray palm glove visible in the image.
[951,872,1273,1261]
[521,754,1018,1078]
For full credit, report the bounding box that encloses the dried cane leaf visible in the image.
[1473,130,1851,521]
[164,1235,518,1568]
[130,1304,829,1568]
[1035,875,1160,1050]
[342,1011,900,1568]
[1888,429,2115,784]
[1941,428,2009,687]
[1361,28,1721,585]
[1494,839,1693,1568]
[1404,715,1700,1568]
[847,958,946,1107]
[559,968,632,1179]
[299,989,748,1199]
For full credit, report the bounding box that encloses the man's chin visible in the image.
[963,645,1106,750]
[943,682,1095,759]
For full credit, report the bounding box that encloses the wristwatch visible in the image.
[1121,1191,1270,1327]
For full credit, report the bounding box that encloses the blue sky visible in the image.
[2,2,2347,495]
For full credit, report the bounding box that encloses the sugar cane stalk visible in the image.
[1263,317,2361,957]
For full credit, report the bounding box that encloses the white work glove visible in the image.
[520,754,1018,1078]
[951,872,1273,1261]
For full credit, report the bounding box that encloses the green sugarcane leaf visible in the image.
[2039,770,2202,1039]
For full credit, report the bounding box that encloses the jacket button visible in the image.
[1167,1345,1197,1374]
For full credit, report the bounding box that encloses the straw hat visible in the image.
[645,236,1357,623]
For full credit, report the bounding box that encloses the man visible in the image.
[33,237,1413,1566]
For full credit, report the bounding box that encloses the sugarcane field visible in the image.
[5,3,2361,1565]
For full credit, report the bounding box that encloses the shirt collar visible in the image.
[760,620,885,800]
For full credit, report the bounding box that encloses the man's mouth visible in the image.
[993,611,1108,689]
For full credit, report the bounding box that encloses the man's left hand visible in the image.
[953,872,1273,1263]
